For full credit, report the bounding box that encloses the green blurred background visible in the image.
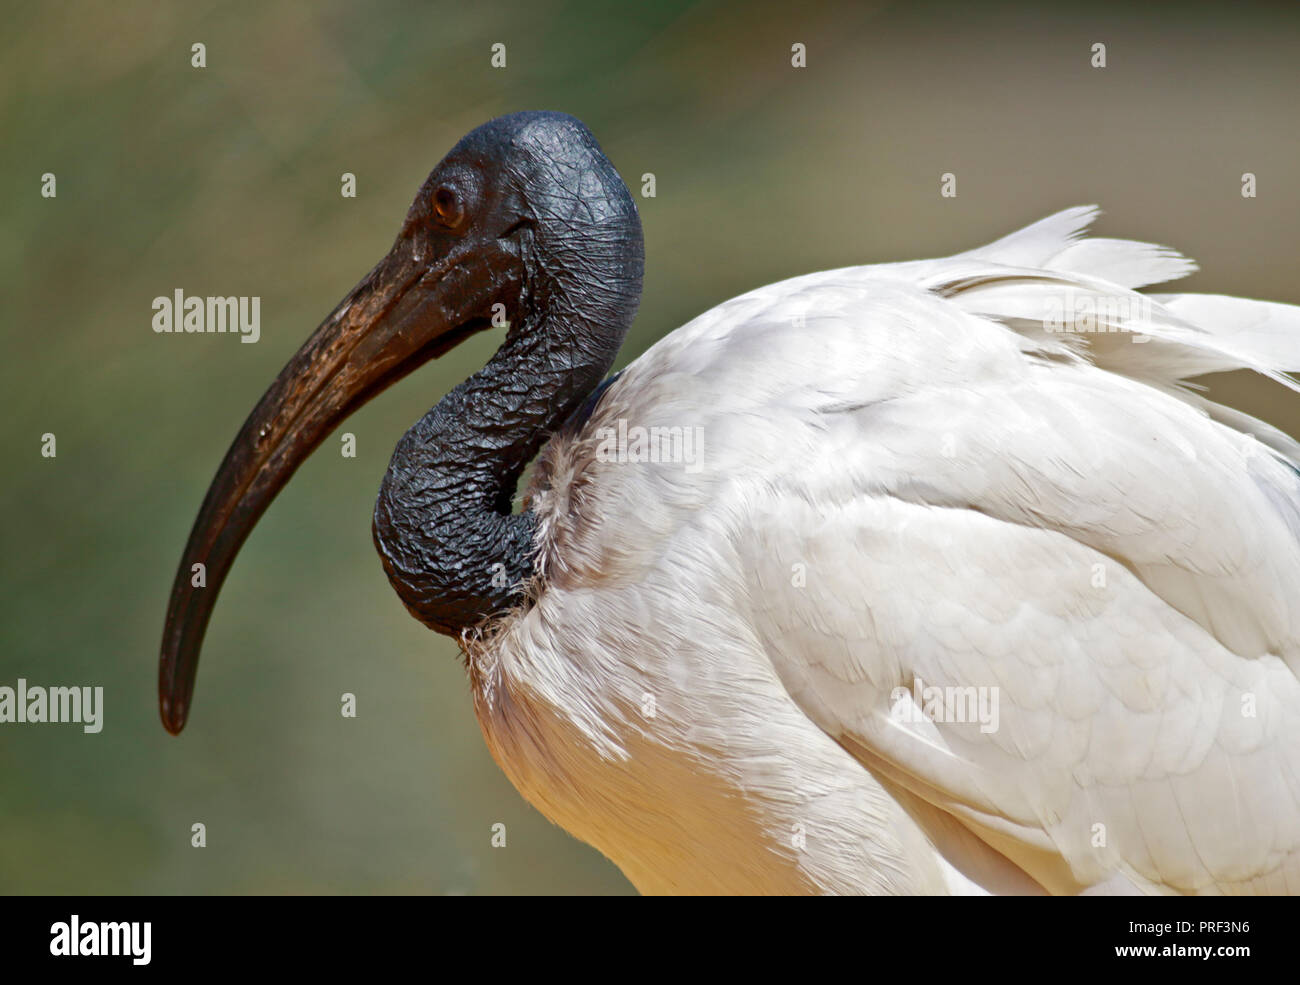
[3,0,1298,894]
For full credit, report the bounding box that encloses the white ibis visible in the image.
[161,111,1300,895]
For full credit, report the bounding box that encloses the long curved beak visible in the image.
[159,245,482,735]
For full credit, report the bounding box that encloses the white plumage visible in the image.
[468,207,1300,894]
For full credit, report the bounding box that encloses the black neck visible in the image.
[373,237,642,637]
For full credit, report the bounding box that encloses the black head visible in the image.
[158,111,643,734]
[398,111,644,350]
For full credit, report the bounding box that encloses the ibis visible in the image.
[161,111,1300,894]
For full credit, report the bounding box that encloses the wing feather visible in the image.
[601,208,1300,892]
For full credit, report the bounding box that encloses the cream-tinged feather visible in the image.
[467,208,1300,894]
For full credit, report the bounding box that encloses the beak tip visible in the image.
[159,694,188,736]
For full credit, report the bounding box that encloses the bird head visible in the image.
[158,111,643,735]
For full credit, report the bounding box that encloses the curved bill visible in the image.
[159,245,485,734]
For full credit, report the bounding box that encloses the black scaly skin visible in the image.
[373,112,645,637]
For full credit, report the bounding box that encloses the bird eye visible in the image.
[432,186,464,228]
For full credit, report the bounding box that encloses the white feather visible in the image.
[468,208,1300,894]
